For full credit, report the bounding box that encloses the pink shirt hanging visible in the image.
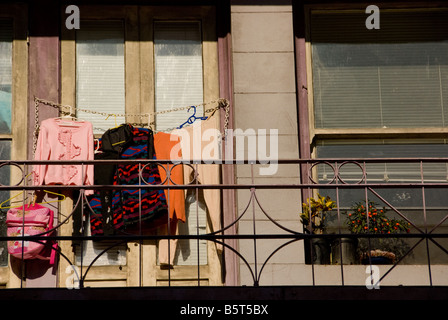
[33,118,94,195]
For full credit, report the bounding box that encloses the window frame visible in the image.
[61,6,140,124]
[301,3,448,265]
[0,3,28,287]
[304,4,448,150]
[60,5,222,287]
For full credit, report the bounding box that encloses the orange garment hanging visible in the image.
[154,132,186,267]
[153,132,186,223]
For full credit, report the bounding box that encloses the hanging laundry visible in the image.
[87,124,168,234]
[153,132,186,223]
[154,131,186,266]
[33,118,94,195]
[86,124,130,235]
[172,112,223,253]
[116,125,168,229]
[86,151,119,236]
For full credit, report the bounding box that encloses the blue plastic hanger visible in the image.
[177,106,208,129]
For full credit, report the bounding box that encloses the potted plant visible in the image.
[345,201,411,264]
[300,194,336,264]
[300,193,336,234]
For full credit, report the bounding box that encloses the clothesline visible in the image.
[33,97,230,156]
[34,96,228,120]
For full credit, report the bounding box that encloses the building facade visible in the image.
[0,0,448,296]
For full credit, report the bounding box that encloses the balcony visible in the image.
[0,158,447,300]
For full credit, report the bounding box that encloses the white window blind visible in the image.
[76,21,125,133]
[310,10,448,129]
[0,19,12,134]
[154,21,204,131]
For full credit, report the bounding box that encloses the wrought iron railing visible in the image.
[0,158,447,288]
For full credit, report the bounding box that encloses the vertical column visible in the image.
[25,0,60,287]
[230,0,303,285]
[28,1,60,158]
[217,0,239,287]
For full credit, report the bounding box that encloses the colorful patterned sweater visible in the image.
[87,125,168,235]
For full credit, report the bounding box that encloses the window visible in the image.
[74,19,208,266]
[307,7,448,264]
[316,139,448,264]
[0,19,12,135]
[310,9,448,129]
[154,21,205,131]
[76,21,126,133]
[72,19,128,267]
[316,139,448,203]
[153,21,208,265]
[0,6,28,279]
[0,20,13,266]
[61,5,220,285]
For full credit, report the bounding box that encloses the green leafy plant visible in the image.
[300,194,336,234]
[346,201,410,234]
[345,201,411,263]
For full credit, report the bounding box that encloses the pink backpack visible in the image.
[6,204,57,264]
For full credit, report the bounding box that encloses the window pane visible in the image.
[311,10,448,129]
[75,21,127,266]
[316,139,448,208]
[76,21,125,133]
[75,236,127,267]
[316,140,448,263]
[154,22,208,265]
[174,190,208,266]
[0,19,12,134]
[0,141,11,266]
[154,22,204,131]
